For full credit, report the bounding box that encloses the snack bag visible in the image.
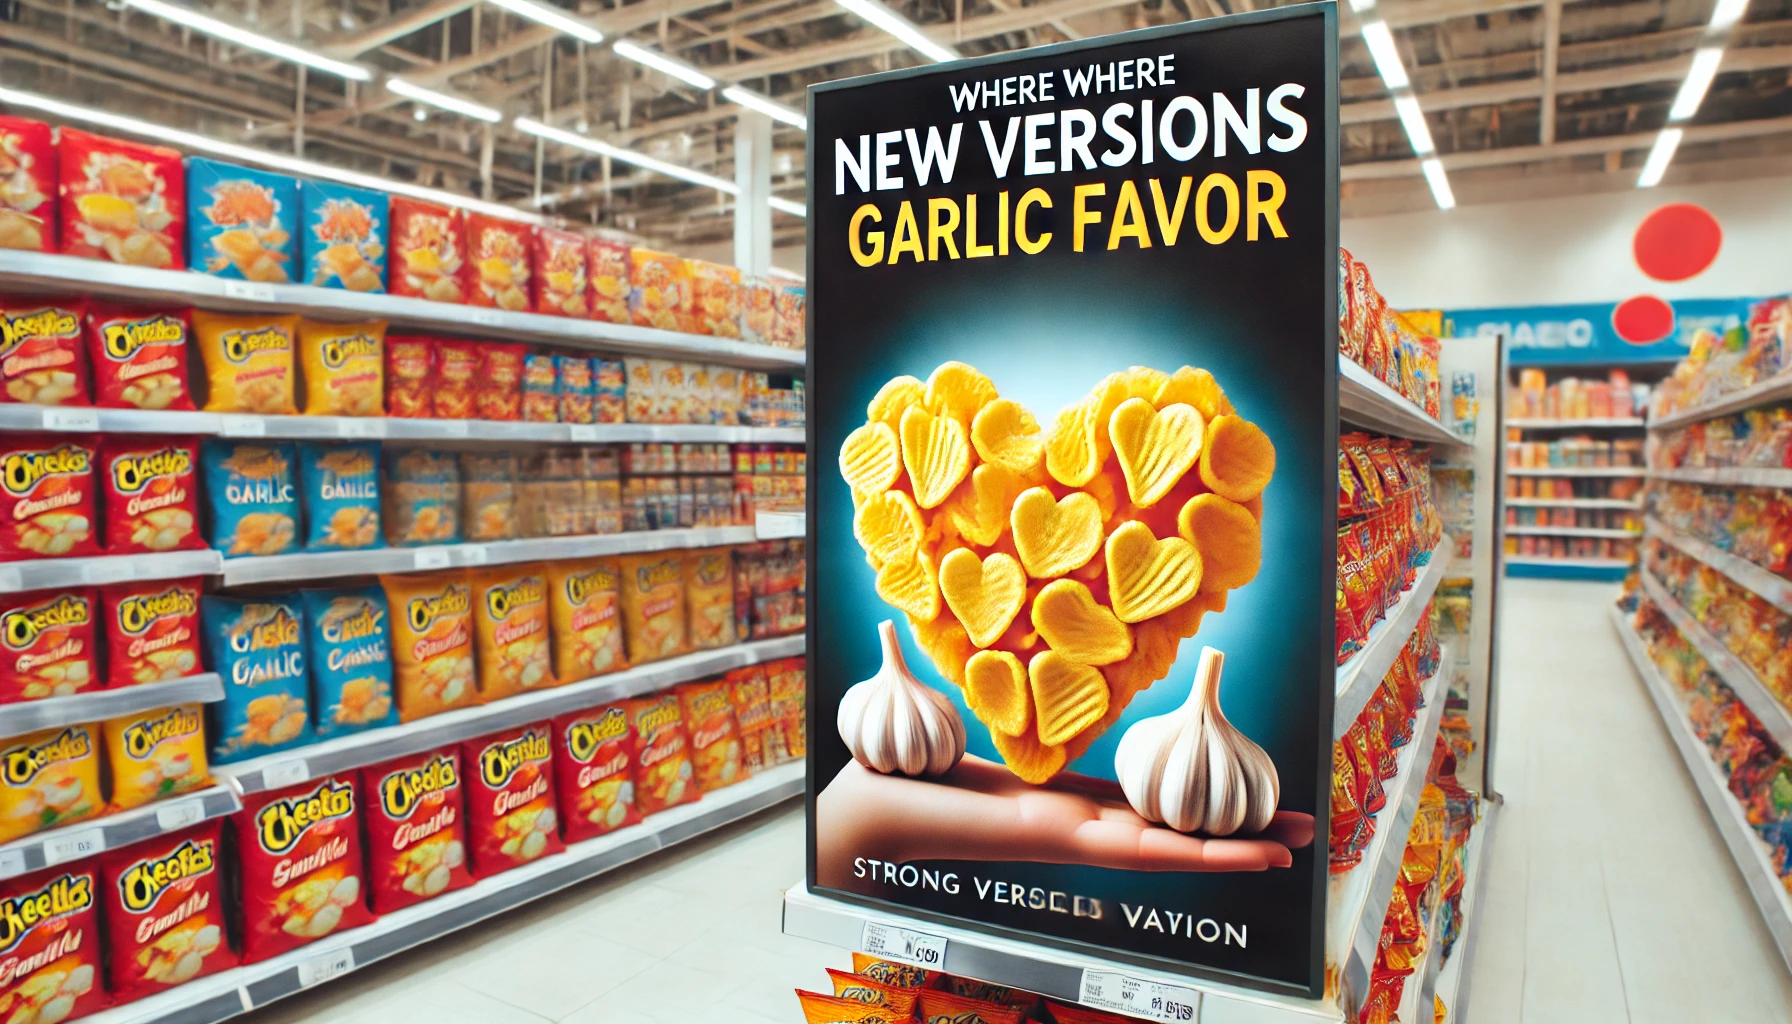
[58,128,183,268]
[797,991,908,1024]
[475,342,525,421]
[624,694,697,815]
[683,547,737,650]
[740,276,776,345]
[300,178,386,291]
[545,558,626,682]
[623,357,655,423]
[1,299,87,406]
[461,452,517,542]
[187,157,297,282]
[98,821,236,1000]
[676,680,743,792]
[301,586,398,735]
[552,704,641,843]
[656,361,687,423]
[850,953,944,988]
[299,441,381,551]
[0,724,102,843]
[193,310,298,414]
[465,213,533,311]
[629,249,687,331]
[773,283,806,349]
[0,589,98,702]
[388,196,464,303]
[381,571,477,721]
[825,969,920,1016]
[202,594,311,762]
[617,552,687,664]
[688,260,741,337]
[86,304,195,410]
[594,357,626,423]
[384,335,433,417]
[767,656,806,758]
[534,228,589,317]
[469,565,556,703]
[362,749,472,912]
[556,354,595,425]
[201,439,298,557]
[0,867,104,1023]
[101,577,202,688]
[587,237,631,323]
[462,725,562,874]
[0,434,99,561]
[299,318,385,417]
[383,449,460,546]
[99,434,203,553]
[102,703,209,811]
[432,340,478,419]
[916,990,1023,1024]
[727,663,784,770]
[234,775,373,962]
[711,366,742,426]
[685,363,713,424]
[0,115,55,252]
[522,354,558,422]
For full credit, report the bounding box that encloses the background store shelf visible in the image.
[0,674,222,740]
[1649,466,1792,489]
[1647,518,1792,616]
[1504,526,1640,539]
[0,785,240,880]
[1638,570,1792,753]
[1506,466,1646,478]
[1335,538,1452,737]
[1338,356,1463,448]
[1427,797,1500,1024]
[1648,373,1792,432]
[1505,498,1641,509]
[0,551,223,594]
[1506,417,1647,429]
[1503,555,1634,581]
[753,511,806,540]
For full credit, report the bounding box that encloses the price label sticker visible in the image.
[78,561,132,585]
[469,309,501,326]
[219,415,268,437]
[41,408,100,431]
[154,799,205,832]
[460,546,489,566]
[1077,972,1200,1023]
[0,567,18,592]
[42,828,104,866]
[0,849,27,877]
[440,421,470,438]
[222,280,278,303]
[569,425,599,442]
[335,419,378,438]
[261,759,309,790]
[413,549,451,570]
[296,946,356,988]
[860,922,946,969]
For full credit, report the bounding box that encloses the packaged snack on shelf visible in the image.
[624,357,655,423]
[823,969,920,1016]
[0,115,55,252]
[618,551,687,664]
[849,953,944,988]
[545,558,627,683]
[193,310,298,415]
[475,342,526,421]
[795,990,903,1023]
[86,304,193,410]
[595,357,626,423]
[384,449,460,547]
[470,564,557,702]
[465,212,533,311]
[203,594,311,761]
[0,433,99,561]
[0,866,104,1022]
[57,128,183,269]
[624,693,698,814]
[556,354,595,425]
[552,704,640,842]
[629,250,688,332]
[187,157,297,283]
[727,664,785,770]
[235,774,373,962]
[0,724,101,842]
[298,441,381,551]
[688,259,741,337]
[384,334,434,419]
[100,435,203,554]
[1,299,86,405]
[432,339,478,420]
[916,989,1024,1024]
[773,283,805,349]
[711,366,742,425]
[523,353,558,422]
[301,586,398,735]
[460,452,517,542]
[767,656,806,758]
[101,577,202,688]
[298,317,385,417]
[102,703,209,811]
[388,196,464,303]
[740,276,776,346]
[0,588,97,701]
[685,364,713,424]
[660,362,690,423]
[588,237,631,324]
[98,820,235,1000]
[362,748,472,912]
[534,226,589,317]
[382,571,477,721]
[202,438,297,558]
[676,679,744,792]
[462,724,562,874]
[300,178,386,291]
[684,546,738,650]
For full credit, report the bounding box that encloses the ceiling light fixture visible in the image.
[768,196,807,216]
[388,77,503,123]
[483,0,603,44]
[119,0,371,80]
[613,41,716,90]
[1358,20,1409,90]
[514,117,739,194]
[1637,128,1683,188]
[1392,93,1434,155]
[722,86,808,130]
[1668,47,1724,122]
[833,0,958,64]
[1707,0,1750,32]
[1420,158,1456,209]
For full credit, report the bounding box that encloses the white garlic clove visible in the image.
[1114,646,1280,836]
[838,620,967,777]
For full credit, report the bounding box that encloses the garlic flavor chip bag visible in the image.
[465,212,533,312]
[58,128,184,269]
[299,441,382,551]
[617,551,687,665]
[202,594,312,762]
[362,748,472,913]
[102,703,210,811]
[193,310,298,415]
[186,157,298,283]
[0,114,55,252]
[302,586,398,736]
[0,299,87,406]
[102,578,202,688]
[676,679,744,793]
[388,196,465,304]
[0,434,100,561]
[99,821,237,1002]
[0,724,101,843]
[235,775,374,962]
[552,704,641,843]
[623,694,698,815]
[381,571,477,722]
[470,565,557,703]
[300,178,387,292]
[86,304,195,410]
[0,867,104,1024]
[683,546,737,650]
[0,588,99,701]
[100,435,204,554]
[201,439,298,558]
[462,725,563,875]
[299,318,385,417]
[545,558,627,683]
[383,449,460,548]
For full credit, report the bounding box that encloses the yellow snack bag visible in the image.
[617,552,687,665]
[193,310,299,414]
[683,546,737,650]
[545,558,627,682]
[381,571,478,722]
[299,317,385,416]
[102,703,210,811]
[470,564,558,703]
[0,724,102,843]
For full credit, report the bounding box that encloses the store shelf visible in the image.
[0,674,223,740]
[1611,606,1792,971]
[1637,569,1792,753]
[1334,537,1452,737]
[1505,466,1646,478]
[1649,466,1792,489]
[1504,498,1641,509]
[1338,356,1463,448]
[0,785,240,880]
[1503,555,1633,568]
[1647,518,1792,616]
[1503,555,1633,581]
[1648,372,1792,432]
[216,635,803,794]
[1506,417,1647,429]
[1504,526,1640,539]
[0,250,803,371]
[1427,797,1500,1024]
[754,511,806,540]
[0,550,223,594]
[82,762,804,1024]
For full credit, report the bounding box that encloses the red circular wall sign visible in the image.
[1613,296,1677,344]
[1633,204,1723,282]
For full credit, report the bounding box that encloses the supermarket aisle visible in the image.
[1466,579,1792,1023]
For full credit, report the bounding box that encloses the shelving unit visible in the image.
[1650,466,1792,489]
[0,785,241,879]
[0,550,222,594]
[1505,417,1646,429]
[0,674,223,740]
[1334,538,1451,735]
[1647,517,1792,616]
[1338,355,1465,449]
[1637,569,1792,753]
[1648,371,1792,431]
[1418,798,1499,1022]
[1506,466,1644,477]
[1505,497,1640,509]
[1505,525,1640,539]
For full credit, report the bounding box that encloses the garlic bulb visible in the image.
[1114,647,1279,836]
[839,620,967,776]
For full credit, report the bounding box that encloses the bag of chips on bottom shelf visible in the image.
[98,820,237,1003]
[915,989,1024,1024]
[796,991,910,1024]
[0,866,105,1023]
[362,748,473,913]
[624,693,698,815]
[462,724,563,876]
[849,953,946,989]
[235,774,375,962]
[552,704,641,843]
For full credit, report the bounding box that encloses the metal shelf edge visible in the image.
[1646,519,1792,617]
[0,785,241,880]
[0,674,224,740]
[1648,373,1792,432]
[1638,570,1792,754]
[1334,538,1452,737]
[1338,357,1463,448]
[0,551,224,595]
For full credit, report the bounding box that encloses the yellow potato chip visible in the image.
[876,548,940,622]
[911,614,976,688]
[839,422,902,495]
[964,651,1030,737]
[1105,521,1203,624]
[924,361,999,425]
[1179,493,1262,592]
[990,724,1067,785]
[1028,650,1110,746]
[854,490,924,567]
[1011,488,1103,579]
[1109,398,1204,508]
[868,375,925,429]
[1045,396,1104,487]
[971,398,1044,474]
[299,317,385,417]
[943,463,1028,547]
[1154,366,1233,422]
[1200,415,1276,503]
[899,406,972,509]
[939,549,1026,648]
[194,310,299,414]
[1031,579,1132,665]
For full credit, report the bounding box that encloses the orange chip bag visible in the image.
[617,551,686,665]
[470,564,557,703]
[0,725,102,843]
[683,546,737,650]
[462,724,563,875]
[381,571,477,722]
[916,990,1023,1024]
[676,680,743,792]
[851,953,946,988]
[624,693,698,815]
[433,340,478,420]
[362,748,472,912]
[388,197,464,303]
[99,435,203,554]
[234,775,373,962]
[797,991,909,1024]
[552,704,641,842]
[0,433,100,561]
[299,317,385,416]
[545,557,626,683]
[86,304,194,410]
[385,334,433,418]
[193,310,298,414]
[1046,1000,1147,1023]
[1,299,87,406]
[534,227,588,317]
[465,213,533,312]
[102,703,209,811]
[0,588,99,702]
[826,969,920,1016]
[0,865,105,1024]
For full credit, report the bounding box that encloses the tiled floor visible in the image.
[247,578,1792,1023]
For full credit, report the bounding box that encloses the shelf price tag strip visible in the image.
[296,946,356,989]
[860,921,947,968]
[41,827,103,867]
[1077,970,1201,1022]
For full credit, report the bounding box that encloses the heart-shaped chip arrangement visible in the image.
[841,362,1275,783]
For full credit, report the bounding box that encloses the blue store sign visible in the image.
[1447,298,1759,366]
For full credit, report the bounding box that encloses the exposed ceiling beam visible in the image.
[326,0,480,56]
[1540,0,1561,144]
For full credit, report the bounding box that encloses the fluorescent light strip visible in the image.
[1638,128,1683,187]
[484,0,603,44]
[387,77,503,123]
[613,41,716,90]
[767,266,804,282]
[768,196,807,217]
[1708,0,1750,31]
[515,117,738,194]
[1668,47,1724,121]
[1347,0,1377,11]
[0,84,540,222]
[1420,158,1456,209]
[1359,20,1410,90]
[722,86,808,130]
[120,0,370,80]
[1393,93,1435,155]
[834,0,958,64]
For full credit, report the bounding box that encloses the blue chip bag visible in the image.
[300,179,388,292]
[299,441,383,551]
[202,594,312,762]
[301,586,398,736]
[187,157,300,283]
[202,439,298,558]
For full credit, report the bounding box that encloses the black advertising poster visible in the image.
[806,3,1338,995]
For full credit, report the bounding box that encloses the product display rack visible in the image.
[1505,497,1640,510]
[1649,371,1792,432]
[1637,566,1792,753]
[1646,517,1792,616]
[1415,798,1499,1022]
[1504,526,1640,539]
[1650,466,1792,489]
[0,673,222,740]
[1505,417,1646,429]
[1505,466,1645,478]
[0,550,223,594]
[0,785,241,880]
[1334,539,1452,734]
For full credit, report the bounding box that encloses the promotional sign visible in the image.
[1448,297,1758,366]
[807,5,1337,995]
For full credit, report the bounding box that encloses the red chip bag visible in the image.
[0,115,56,253]
[387,197,464,303]
[99,435,203,554]
[85,304,195,410]
[1,299,87,406]
[234,775,375,963]
[58,127,184,269]
[916,989,1024,1024]
[98,820,236,1002]
[461,724,563,876]
[0,866,104,1022]
[475,342,525,421]
[0,433,99,561]
[0,588,98,701]
[433,340,478,419]
[385,334,434,418]
[533,227,589,318]
[361,748,473,913]
[464,213,533,312]
[101,576,203,687]
[552,704,642,843]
